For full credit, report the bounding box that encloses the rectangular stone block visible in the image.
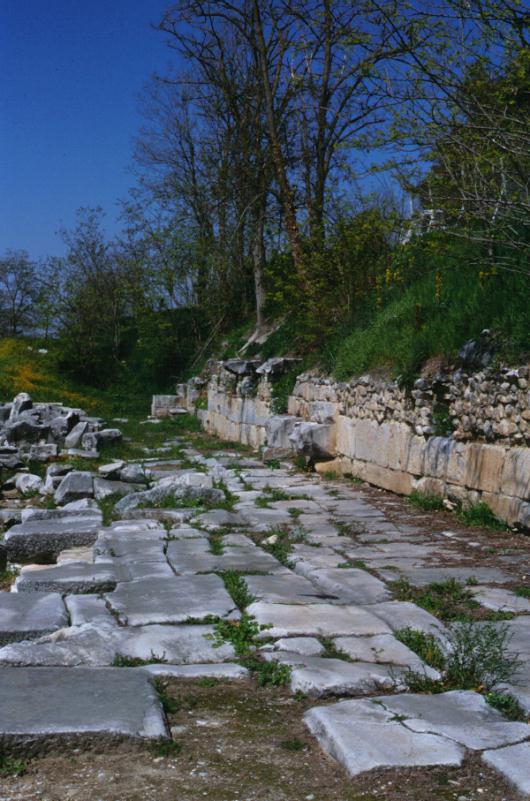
[462,443,506,494]
[500,447,530,499]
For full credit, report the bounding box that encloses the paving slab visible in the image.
[264,651,404,696]
[390,566,513,587]
[244,573,333,604]
[4,517,103,560]
[0,667,167,751]
[382,691,530,750]
[0,623,122,666]
[106,575,239,625]
[264,637,325,656]
[367,601,446,636]
[304,698,464,777]
[247,602,392,639]
[117,624,235,664]
[334,634,440,676]
[141,663,249,680]
[15,562,117,594]
[482,741,530,797]
[471,586,530,613]
[305,568,391,605]
[0,593,68,645]
[66,595,117,626]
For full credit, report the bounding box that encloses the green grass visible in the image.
[151,739,183,757]
[97,493,123,526]
[457,502,509,531]
[390,577,513,622]
[0,568,18,591]
[485,690,528,721]
[0,754,27,777]
[279,738,308,751]
[208,614,263,656]
[394,627,446,670]
[514,586,530,599]
[408,491,445,512]
[219,571,255,609]
[112,653,167,667]
[241,655,292,687]
[332,236,530,381]
[402,621,522,695]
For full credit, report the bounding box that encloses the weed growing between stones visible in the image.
[209,614,263,656]
[485,690,528,721]
[212,479,239,510]
[0,567,18,591]
[241,656,292,687]
[151,739,183,758]
[514,586,530,598]
[408,491,445,511]
[279,738,308,751]
[265,458,281,469]
[394,627,445,670]
[97,493,122,526]
[0,754,27,777]
[112,652,168,667]
[457,502,509,531]
[219,570,255,609]
[320,638,353,662]
[403,621,522,696]
[390,577,513,622]
[154,680,181,715]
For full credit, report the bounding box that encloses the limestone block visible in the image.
[336,415,356,458]
[500,447,530,499]
[383,423,412,471]
[406,436,426,476]
[462,443,505,493]
[353,419,381,463]
[412,476,446,497]
[308,401,340,424]
[289,422,336,460]
[445,441,466,485]
[361,464,413,496]
[481,493,521,526]
[424,437,452,479]
[314,457,352,477]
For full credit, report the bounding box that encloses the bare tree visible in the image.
[0,250,38,336]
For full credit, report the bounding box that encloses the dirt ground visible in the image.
[0,678,520,801]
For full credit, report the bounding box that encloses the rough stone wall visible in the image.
[174,361,530,529]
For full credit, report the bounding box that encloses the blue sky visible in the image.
[0,0,176,259]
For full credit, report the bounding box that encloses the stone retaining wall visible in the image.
[160,360,530,529]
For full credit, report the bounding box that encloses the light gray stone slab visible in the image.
[306,568,391,605]
[16,562,117,594]
[57,546,93,564]
[482,741,530,796]
[471,586,530,614]
[106,575,238,626]
[393,566,513,587]
[66,595,117,626]
[0,667,167,749]
[266,637,325,656]
[265,652,403,696]
[0,593,68,645]
[0,623,122,666]
[193,510,247,530]
[247,602,392,639]
[290,546,349,573]
[367,601,445,636]
[334,634,440,677]
[141,663,249,680]
[244,573,333,604]
[117,624,235,664]
[93,478,141,500]
[304,698,464,777]
[4,516,102,560]
[114,560,176,582]
[382,691,530,750]
[54,471,94,505]
[240,507,293,530]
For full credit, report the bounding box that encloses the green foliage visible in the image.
[96,493,122,526]
[444,621,522,691]
[151,738,183,757]
[241,656,292,687]
[209,613,263,656]
[219,571,255,609]
[408,491,444,511]
[154,681,181,715]
[514,586,530,599]
[390,577,481,622]
[270,367,300,414]
[394,627,446,670]
[457,502,508,531]
[280,738,308,751]
[403,621,522,695]
[332,235,530,381]
[0,568,18,591]
[0,754,27,777]
[485,691,528,722]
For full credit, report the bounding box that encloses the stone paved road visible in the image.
[1,440,529,798]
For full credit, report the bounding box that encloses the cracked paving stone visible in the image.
[247,601,392,639]
[0,593,68,645]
